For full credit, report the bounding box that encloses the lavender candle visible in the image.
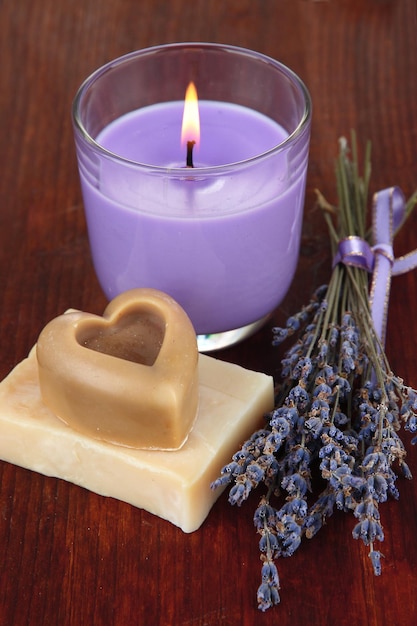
[73,43,311,350]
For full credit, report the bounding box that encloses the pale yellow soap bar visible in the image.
[0,347,273,532]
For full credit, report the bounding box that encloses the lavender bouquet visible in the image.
[211,135,417,611]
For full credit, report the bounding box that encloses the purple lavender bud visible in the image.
[272,327,289,346]
[369,550,382,576]
[259,531,279,554]
[400,461,413,479]
[304,512,322,537]
[253,503,276,530]
[288,385,310,410]
[333,411,349,426]
[405,415,417,432]
[329,325,339,347]
[228,479,252,506]
[352,519,368,541]
[292,356,313,381]
[261,561,280,587]
[305,416,323,437]
[257,583,272,612]
[246,463,265,485]
[269,416,290,437]
[281,531,301,555]
[314,383,332,397]
[281,472,308,496]
[287,316,301,332]
[257,582,280,611]
[336,376,351,397]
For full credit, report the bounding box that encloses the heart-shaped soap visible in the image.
[36,288,199,450]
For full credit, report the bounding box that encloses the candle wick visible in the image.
[186,140,196,168]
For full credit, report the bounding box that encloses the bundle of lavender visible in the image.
[211,134,417,611]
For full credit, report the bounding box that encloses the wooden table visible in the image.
[1,1,417,624]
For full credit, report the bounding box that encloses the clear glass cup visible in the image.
[72,43,311,351]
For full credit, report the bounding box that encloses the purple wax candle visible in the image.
[73,44,312,350]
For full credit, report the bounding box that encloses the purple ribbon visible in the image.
[333,187,417,344]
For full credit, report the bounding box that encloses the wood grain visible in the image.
[1,0,417,624]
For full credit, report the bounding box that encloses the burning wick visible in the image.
[186,140,195,168]
[181,82,200,169]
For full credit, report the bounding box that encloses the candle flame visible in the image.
[181,81,200,148]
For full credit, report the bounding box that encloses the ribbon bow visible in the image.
[333,187,417,345]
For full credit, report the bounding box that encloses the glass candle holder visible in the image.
[72,43,312,351]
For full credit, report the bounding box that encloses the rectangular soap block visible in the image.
[0,347,273,532]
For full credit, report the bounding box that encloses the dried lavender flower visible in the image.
[211,134,417,610]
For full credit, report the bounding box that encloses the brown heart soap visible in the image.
[36,289,199,450]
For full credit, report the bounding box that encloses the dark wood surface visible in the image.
[1,1,417,624]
